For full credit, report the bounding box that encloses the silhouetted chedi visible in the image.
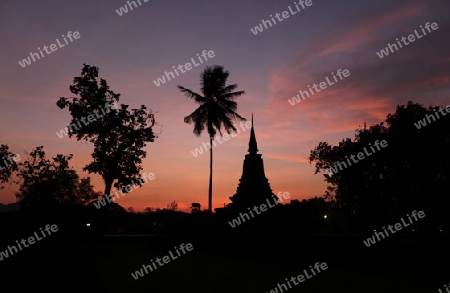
[227,114,276,210]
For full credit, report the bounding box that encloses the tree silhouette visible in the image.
[309,101,450,232]
[57,64,158,199]
[178,65,246,212]
[0,144,19,190]
[166,200,178,211]
[143,207,154,213]
[14,146,101,206]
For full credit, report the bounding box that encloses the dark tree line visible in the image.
[309,101,450,233]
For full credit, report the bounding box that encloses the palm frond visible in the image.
[219,90,246,101]
[177,86,205,103]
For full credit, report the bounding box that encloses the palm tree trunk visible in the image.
[209,136,213,212]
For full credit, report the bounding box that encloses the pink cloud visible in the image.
[262,0,450,157]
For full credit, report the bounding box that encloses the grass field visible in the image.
[85,235,447,293]
[1,234,447,292]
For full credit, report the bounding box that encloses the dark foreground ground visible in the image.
[1,233,448,293]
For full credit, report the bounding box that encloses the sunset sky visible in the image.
[1,0,449,212]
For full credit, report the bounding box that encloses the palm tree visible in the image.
[178,65,246,212]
